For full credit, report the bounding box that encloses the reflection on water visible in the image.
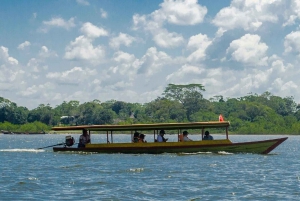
[0,134,299,200]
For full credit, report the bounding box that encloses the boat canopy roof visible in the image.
[51,121,230,132]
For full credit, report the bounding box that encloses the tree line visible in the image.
[1,83,300,134]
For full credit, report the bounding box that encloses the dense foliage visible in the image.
[1,84,300,134]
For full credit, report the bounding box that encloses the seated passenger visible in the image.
[139,134,147,143]
[78,129,91,148]
[182,131,192,141]
[203,131,213,140]
[133,132,140,143]
[157,130,168,142]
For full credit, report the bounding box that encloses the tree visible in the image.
[163,83,205,120]
[163,83,205,104]
[92,108,115,124]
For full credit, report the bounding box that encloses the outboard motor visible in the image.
[65,135,75,147]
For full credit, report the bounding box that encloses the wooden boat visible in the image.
[51,121,287,154]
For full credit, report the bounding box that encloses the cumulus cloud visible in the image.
[39,46,58,58]
[138,47,172,76]
[226,34,268,66]
[109,33,135,49]
[0,46,24,87]
[80,22,108,38]
[212,0,281,36]
[186,33,212,62]
[17,41,31,50]
[64,35,106,64]
[64,23,108,64]
[284,31,300,56]
[166,64,205,81]
[132,0,207,48]
[107,51,139,81]
[159,0,207,25]
[46,67,96,84]
[40,17,76,33]
[283,0,300,26]
[153,30,184,48]
[0,46,18,65]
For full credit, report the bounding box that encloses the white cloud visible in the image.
[46,67,96,84]
[212,0,282,36]
[138,47,172,76]
[100,8,107,18]
[283,0,300,26]
[76,0,90,6]
[109,33,135,49]
[226,34,268,66]
[18,41,31,50]
[159,0,207,25]
[187,33,212,62]
[39,46,58,58]
[132,0,207,48]
[80,22,108,38]
[166,64,205,81]
[108,51,139,80]
[284,31,300,56]
[40,17,76,32]
[153,29,184,48]
[64,35,106,64]
[26,58,41,73]
[0,46,18,65]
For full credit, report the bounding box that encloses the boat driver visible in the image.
[78,129,91,148]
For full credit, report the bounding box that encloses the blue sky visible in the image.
[1,0,300,109]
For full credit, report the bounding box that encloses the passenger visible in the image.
[78,129,91,148]
[139,134,147,143]
[182,131,192,141]
[203,130,213,140]
[133,132,140,143]
[157,130,168,142]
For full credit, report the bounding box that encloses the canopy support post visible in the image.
[111,131,113,143]
[106,131,109,143]
[226,127,228,139]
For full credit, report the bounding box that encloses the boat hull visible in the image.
[53,137,287,154]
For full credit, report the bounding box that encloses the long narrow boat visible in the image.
[51,121,287,154]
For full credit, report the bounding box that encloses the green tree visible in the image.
[163,83,205,120]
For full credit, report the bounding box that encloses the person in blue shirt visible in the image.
[203,130,213,140]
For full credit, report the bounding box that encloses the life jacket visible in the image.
[219,114,224,121]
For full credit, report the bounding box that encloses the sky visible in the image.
[1,0,300,110]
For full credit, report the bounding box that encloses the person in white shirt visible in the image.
[182,131,192,141]
[157,130,168,142]
[78,129,91,148]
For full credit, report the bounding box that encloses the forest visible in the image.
[1,83,300,134]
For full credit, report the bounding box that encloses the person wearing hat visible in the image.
[157,130,168,142]
[182,130,192,141]
[203,130,213,140]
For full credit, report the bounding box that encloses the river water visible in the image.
[0,134,299,201]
